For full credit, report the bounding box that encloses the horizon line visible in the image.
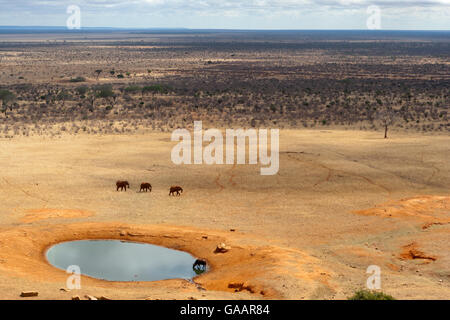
[0,26,449,32]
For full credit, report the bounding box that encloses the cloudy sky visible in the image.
[0,0,449,30]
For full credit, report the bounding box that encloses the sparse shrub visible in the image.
[348,290,395,300]
[142,84,170,95]
[70,76,86,83]
[0,89,15,113]
[95,84,115,99]
[124,85,141,93]
[75,86,88,95]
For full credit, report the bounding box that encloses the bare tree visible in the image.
[95,69,102,81]
[377,106,395,139]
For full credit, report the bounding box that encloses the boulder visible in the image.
[214,243,231,253]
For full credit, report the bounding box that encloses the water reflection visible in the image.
[46,240,200,282]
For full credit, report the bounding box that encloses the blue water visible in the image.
[46,240,200,282]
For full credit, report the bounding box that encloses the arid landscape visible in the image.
[0,30,448,300]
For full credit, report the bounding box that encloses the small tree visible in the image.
[96,84,114,97]
[377,106,395,139]
[0,89,15,115]
[95,84,116,108]
[75,86,88,96]
[56,89,70,107]
[95,69,102,81]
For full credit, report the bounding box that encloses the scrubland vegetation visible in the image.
[0,31,448,138]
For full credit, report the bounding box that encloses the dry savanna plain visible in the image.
[0,30,448,300]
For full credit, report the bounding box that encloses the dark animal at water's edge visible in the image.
[116,181,130,191]
[169,186,183,196]
[193,259,207,275]
[140,183,152,192]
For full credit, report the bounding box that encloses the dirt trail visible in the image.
[284,152,392,197]
[214,173,225,192]
[214,164,237,192]
[2,177,50,204]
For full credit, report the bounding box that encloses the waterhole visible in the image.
[46,240,206,282]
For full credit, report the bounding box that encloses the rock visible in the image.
[163,234,179,239]
[60,288,69,292]
[228,282,255,293]
[127,232,144,237]
[202,235,208,240]
[20,291,38,297]
[85,295,98,300]
[214,243,231,253]
[119,231,127,236]
[72,295,81,300]
[230,229,236,232]
[96,296,111,300]
[228,282,243,289]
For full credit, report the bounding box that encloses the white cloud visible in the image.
[0,0,448,29]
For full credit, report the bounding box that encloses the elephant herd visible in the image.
[116,181,183,196]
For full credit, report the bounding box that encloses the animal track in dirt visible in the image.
[213,164,237,192]
[228,164,237,187]
[2,177,50,204]
[420,150,442,186]
[284,152,391,197]
[214,173,225,192]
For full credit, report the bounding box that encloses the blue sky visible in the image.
[0,0,449,30]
